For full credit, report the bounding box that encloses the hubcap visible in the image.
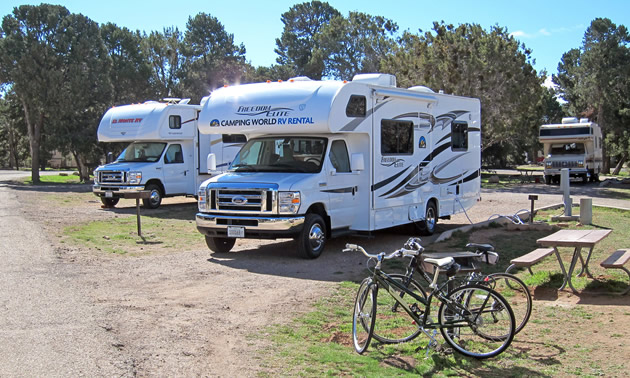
[308,223,325,251]
[150,190,160,204]
[426,207,436,230]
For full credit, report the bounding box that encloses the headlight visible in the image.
[577,161,584,168]
[93,170,99,184]
[128,171,142,184]
[545,161,552,168]
[198,185,208,211]
[279,191,301,214]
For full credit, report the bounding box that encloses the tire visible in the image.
[296,213,326,259]
[100,197,119,207]
[370,274,427,344]
[582,174,588,184]
[591,173,600,182]
[439,285,515,359]
[142,184,162,209]
[545,175,552,185]
[484,273,532,335]
[205,236,236,253]
[352,278,377,354]
[419,201,437,236]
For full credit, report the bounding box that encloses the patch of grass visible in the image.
[22,174,88,185]
[63,212,203,255]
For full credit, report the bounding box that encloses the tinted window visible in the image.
[222,134,247,143]
[169,115,181,129]
[346,95,366,117]
[451,121,468,151]
[381,120,413,155]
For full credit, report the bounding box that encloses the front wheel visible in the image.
[296,213,326,259]
[439,285,515,359]
[352,278,377,354]
[142,183,163,209]
[371,274,427,344]
[100,197,119,208]
[205,236,236,253]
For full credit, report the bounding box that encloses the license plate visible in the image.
[227,226,245,238]
[105,191,113,198]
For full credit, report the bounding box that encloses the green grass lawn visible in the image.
[260,206,630,376]
[22,173,87,184]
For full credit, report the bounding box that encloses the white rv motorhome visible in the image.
[540,117,602,184]
[93,98,245,208]
[195,74,482,258]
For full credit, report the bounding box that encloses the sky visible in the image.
[2,0,630,82]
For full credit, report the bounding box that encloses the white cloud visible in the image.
[510,30,530,38]
[539,28,551,36]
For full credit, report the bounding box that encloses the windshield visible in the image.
[117,142,167,162]
[549,143,585,156]
[231,137,327,173]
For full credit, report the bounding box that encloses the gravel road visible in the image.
[1,171,629,376]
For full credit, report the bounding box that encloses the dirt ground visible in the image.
[1,178,629,376]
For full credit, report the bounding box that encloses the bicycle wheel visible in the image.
[371,274,427,344]
[438,284,515,359]
[352,278,377,354]
[485,273,532,335]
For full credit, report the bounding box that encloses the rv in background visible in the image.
[540,118,602,184]
[93,98,245,209]
[195,74,482,258]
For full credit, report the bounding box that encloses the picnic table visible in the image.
[537,229,612,293]
[516,168,541,183]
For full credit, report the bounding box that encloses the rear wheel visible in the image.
[352,278,377,354]
[100,197,119,207]
[419,201,437,236]
[544,175,552,185]
[484,273,532,335]
[439,285,515,359]
[205,236,236,253]
[142,183,163,209]
[297,213,326,259]
[371,274,427,344]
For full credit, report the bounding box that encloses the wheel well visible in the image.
[145,179,164,195]
[306,203,330,237]
[427,197,438,215]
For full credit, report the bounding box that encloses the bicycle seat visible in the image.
[423,256,455,269]
[466,243,494,252]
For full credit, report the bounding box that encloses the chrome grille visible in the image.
[209,187,276,214]
[551,161,578,168]
[98,171,125,184]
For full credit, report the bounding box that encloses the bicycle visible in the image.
[345,242,516,359]
[378,238,532,343]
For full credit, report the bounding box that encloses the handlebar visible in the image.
[343,237,425,261]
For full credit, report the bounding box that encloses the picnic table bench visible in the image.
[600,249,630,295]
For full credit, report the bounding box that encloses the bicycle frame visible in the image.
[371,267,489,332]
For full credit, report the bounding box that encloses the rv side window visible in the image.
[329,140,351,173]
[451,121,468,151]
[222,134,247,143]
[169,115,182,129]
[164,144,184,164]
[381,120,413,155]
[346,95,366,117]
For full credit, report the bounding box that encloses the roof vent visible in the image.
[561,117,579,124]
[288,76,313,81]
[579,118,590,123]
[408,85,435,93]
[352,73,396,87]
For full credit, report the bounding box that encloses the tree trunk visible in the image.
[611,154,627,175]
[20,98,42,183]
[71,151,90,183]
[597,104,610,174]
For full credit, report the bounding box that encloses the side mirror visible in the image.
[351,153,365,171]
[106,152,114,164]
[207,153,217,173]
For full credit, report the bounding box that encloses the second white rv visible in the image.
[195,74,482,258]
[93,98,245,208]
[540,117,602,184]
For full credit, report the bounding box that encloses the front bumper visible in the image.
[93,185,144,197]
[196,213,305,239]
[544,168,588,177]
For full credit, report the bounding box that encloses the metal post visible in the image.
[528,195,538,224]
[136,198,142,237]
[580,198,593,225]
[561,169,571,216]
